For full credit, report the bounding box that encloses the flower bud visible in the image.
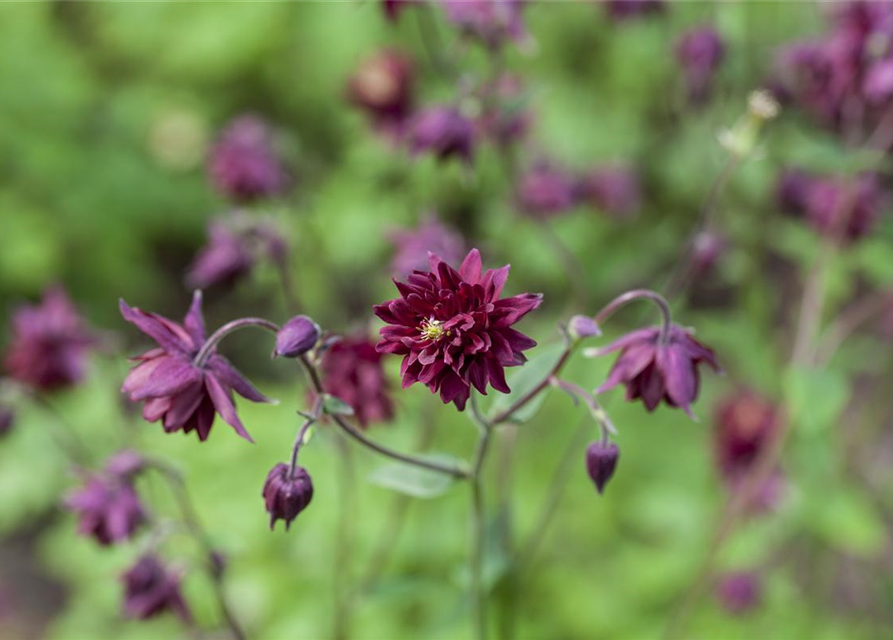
[275,316,321,358]
[0,405,14,438]
[569,315,602,340]
[263,463,314,531]
[585,441,619,494]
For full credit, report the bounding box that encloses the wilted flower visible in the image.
[4,287,94,392]
[406,106,476,163]
[120,291,272,442]
[263,463,314,531]
[586,441,619,494]
[478,74,533,147]
[65,473,146,546]
[347,49,415,131]
[374,249,542,410]
[603,0,665,21]
[320,336,394,427]
[715,571,761,614]
[577,166,641,218]
[388,214,465,277]
[516,162,578,218]
[207,115,289,202]
[591,324,720,417]
[275,316,321,358]
[186,219,255,289]
[675,27,726,105]
[121,555,191,621]
[440,0,529,50]
[0,405,13,438]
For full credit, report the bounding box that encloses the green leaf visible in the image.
[322,394,354,417]
[489,343,566,424]
[367,454,461,499]
[784,368,850,435]
[806,486,886,558]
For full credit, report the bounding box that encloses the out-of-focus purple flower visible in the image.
[3,287,94,392]
[347,49,415,131]
[121,555,191,621]
[577,166,641,218]
[382,0,415,21]
[104,450,146,480]
[603,0,665,21]
[263,463,314,531]
[715,571,761,614]
[120,291,272,442]
[0,405,14,438]
[275,316,321,358]
[187,219,255,289]
[478,74,533,147]
[321,336,394,427]
[863,58,893,103]
[388,214,465,277]
[516,162,578,218]
[440,0,529,50]
[207,115,289,203]
[406,106,476,163]
[776,168,815,215]
[690,231,726,276]
[65,473,145,546]
[675,27,726,105]
[586,441,619,494]
[591,324,720,417]
[374,249,542,411]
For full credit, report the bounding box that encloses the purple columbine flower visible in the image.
[586,441,619,494]
[121,555,191,621]
[603,0,665,22]
[715,571,761,615]
[577,166,641,218]
[440,0,530,50]
[406,106,476,163]
[388,214,466,277]
[320,336,394,427]
[263,463,314,531]
[516,162,579,219]
[4,287,94,392]
[675,27,726,105]
[186,219,255,290]
[804,173,882,242]
[374,249,542,411]
[591,324,720,417]
[120,291,271,442]
[207,115,289,203]
[65,468,146,546]
[347,49,415,132]
[477,74,533,147]
[275,315,321,358]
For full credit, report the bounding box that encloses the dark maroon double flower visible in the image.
[374,249,542,410]
[120,291,270,442]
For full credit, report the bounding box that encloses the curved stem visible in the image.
[194,318,280,368]
[488,345,574,426]
[289,409,318,479]
[592,289,673,345]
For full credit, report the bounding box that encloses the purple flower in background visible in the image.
[577,166,641,218]
[186,219,255,289]
[714,390,781,479]
[120,291,272,442]
[388,214,465,277]
[603,0,665,21]
[675,27,726,105]
[263,463,314,531]
[0,405,13,438]
[347,49,415,132]
[715,571,761,614]
[121,555,191,621]
[690,231,726,276]
[775,168,815,214]
[863,58,893,103]
[65,473,145,546]
[374,249,542,411]
[516,162,578,218]
[591,324,720,417]
[478,74,534,147]
[320,336,394,427]
[4,287,94,392]
[406,106,476,163]
[440,0,529,50]
[382,0,414,21]
[586,441,619,494]
[207,115,289,202]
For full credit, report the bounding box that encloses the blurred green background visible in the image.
[2,2,893,640]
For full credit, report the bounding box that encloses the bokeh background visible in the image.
[2,2,893,639]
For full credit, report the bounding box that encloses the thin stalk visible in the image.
[590,289,673,346]
[194,318,280,368]
[333,435,355,640]
[469,414,493,640]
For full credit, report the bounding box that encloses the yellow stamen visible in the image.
[420,318,447,341]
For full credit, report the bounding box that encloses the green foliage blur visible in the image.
[2,2,893,640]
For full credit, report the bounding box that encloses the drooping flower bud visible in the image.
[275,316,321,359]
[0,405,14,438]
[263,463,314,531]
[121,555,191,621]
[585,441,619,494]
[715,571,761,614]
[569,315,602,340]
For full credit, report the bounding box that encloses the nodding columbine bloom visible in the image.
[603,0,665,22]
[207,115,289,203]
[388,214,465,277]
[120,291,271,442]
[675,27,726,105]
[577,166,641,219]
[320,336,394,427]
[347,49,415,132]
[586,441,619,494]
[516,162,578,219]
[186,219,255,290]
[478,74,533,147]
[440,0,529,50]
[374,249,542,411]
[121,555,191,621]
[591,324,719,417]
[406,106,476,164]
[65,469,146,546]
[715,571,761,615]
[263,463,314,531]
[4,287,94,392]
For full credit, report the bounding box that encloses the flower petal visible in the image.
[183,290,205,345]
[119,299,192,355]
[459,248,483,284]
[207,355,273,403]
[205,374,254,442]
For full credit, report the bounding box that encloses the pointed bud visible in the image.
[569,315,602,340]
[585,441,619,494]
[274,316,321,358]
[263,463,314,531]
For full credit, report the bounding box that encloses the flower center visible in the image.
[419,318,447,342]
